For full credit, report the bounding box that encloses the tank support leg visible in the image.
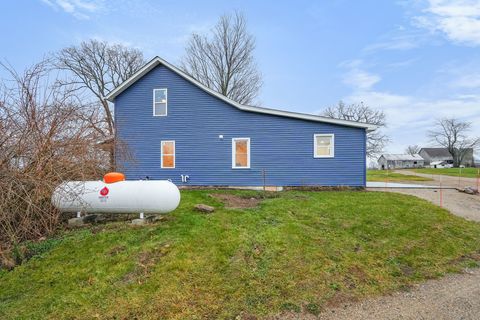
[139,212,144,219]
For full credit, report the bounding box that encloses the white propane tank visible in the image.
[52,180,181,214]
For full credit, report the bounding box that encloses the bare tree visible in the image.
[0,59,105,261]
[322,101,389,158]
[405,145,421,155]
[428,118,479,167]
[180,12,262,105]
[54,39,145,168]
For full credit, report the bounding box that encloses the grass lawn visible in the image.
[411,168,480,179]
[1,190,480,319]
[367,170,433,182]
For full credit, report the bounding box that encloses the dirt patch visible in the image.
[120,243,171,285]
[108,245,126,256]
[210,193,261,209]
[324,292,358,309]
[400,264,415,277]
[344,265,369,289]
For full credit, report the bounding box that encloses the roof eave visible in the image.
[105,56,160,102]
[105,56,378,131]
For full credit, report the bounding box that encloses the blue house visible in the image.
[106,57,376,188]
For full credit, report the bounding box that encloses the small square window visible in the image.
[314,134,334,158]
[153,89,167,116]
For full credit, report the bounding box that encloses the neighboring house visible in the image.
[378,154,424,170]
[419,148,475,167]
[106,56,376,188]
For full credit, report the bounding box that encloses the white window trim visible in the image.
[314,134,334,158]
[232,138,250,169]
[153,88,168,117]
[161,140,175,168]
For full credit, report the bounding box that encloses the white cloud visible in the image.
[171,21,214,46]
[338,2,480,153]
[363,33,421,53]
[451,73,480,88]
[339,58,480,153]
[40,0,103,19]
[344,89,480,153]
[340,60,381,91]
[343,69,381,90]
[413,0,480,46]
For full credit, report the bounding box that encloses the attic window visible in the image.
[153,89,167,116]
[314,134,334,158]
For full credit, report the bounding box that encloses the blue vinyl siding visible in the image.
[115,65,367,187]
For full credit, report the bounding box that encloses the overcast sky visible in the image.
[1,0,479,155]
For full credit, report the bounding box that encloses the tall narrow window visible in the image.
[153,89,167,116]
[314,134,334,158]
[232,138,250,169]
[161,141,175,168]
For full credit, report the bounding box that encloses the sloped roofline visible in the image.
[379,153,424,161]
[105,56,378,131]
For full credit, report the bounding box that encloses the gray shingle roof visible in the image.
[419,148,452,158]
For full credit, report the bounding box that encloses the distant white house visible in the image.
[378,154,424,170]
[428,160,453,169]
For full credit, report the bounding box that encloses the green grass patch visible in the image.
[1,190,480,319]
[367,170,433,182]
[412,168,480,179]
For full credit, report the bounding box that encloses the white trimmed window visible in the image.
[314,134,334,158]
[153,89,167,116]
[232,138,250,169]
[161,140,175,168]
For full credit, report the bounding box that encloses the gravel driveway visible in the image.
[386,170,480,222]
[318,268,480,320]
[382,188,480,222]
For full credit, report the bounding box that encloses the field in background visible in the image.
[367,170,433,182]
[2,190,480,319]
[411,168,480,179]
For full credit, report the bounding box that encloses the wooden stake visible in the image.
[477,168,479,191]
[439,176,443,208]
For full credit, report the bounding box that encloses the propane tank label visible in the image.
[100,186,109,196]
[99,187,109,202]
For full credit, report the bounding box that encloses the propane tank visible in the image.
[52,177,180,214]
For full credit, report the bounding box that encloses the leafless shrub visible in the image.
[0,59,106,254]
